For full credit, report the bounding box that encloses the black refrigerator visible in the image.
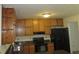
[51,28,70,53]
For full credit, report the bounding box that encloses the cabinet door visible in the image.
[25,19,33,27]
[2,17,15,29]
[45,26,51,35]
[39,19,45,32]
[16,20,25,27]
[23,44,35,54]
[23,45,29,54]
[44,19,51,34]
[25,27,33,35]
[47,43,54,53]
[16,27,25,36]
[29,44,35,54]
[50,19,57,27]
[3,8,15,18]
[44,18,51,27]
[2,30,15,44]
[33,19,39,32]
[25,19,33,35]
[15,20,25,36]
[57,18,63,26]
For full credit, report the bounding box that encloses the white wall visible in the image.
[64,14,79,29]
[68,22,79,53]
[0,5,2,46]
[63,14,79,53]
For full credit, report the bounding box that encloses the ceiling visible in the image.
[3,4,79,19]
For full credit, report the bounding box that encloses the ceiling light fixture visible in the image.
[38,12,55,18]
[43,14,51,18]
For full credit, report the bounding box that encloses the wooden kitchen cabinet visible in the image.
[23,44,35,54]
[15,20,26,36]
[2,17,15,29]
[39,19,45,32]
[44,18,51,27]
[44,26,51,35]
[25,19,33,27]
[2,8,16,44]
[23,45,29,54]
[44,18,63,34]
[15,19,33,36]
[2,30,15,44]
[47,43,54,53]
[50,19,58,26]
[25,19,33,35]
[3,8,16,18]
[25,27,33,35]
[33,19,39,32]
[22,42,54,54]
[29,44,35,54]
[16,27,26,36]
[44,18,51,34]
[56,18,63,26]
[16,19,25,27]
[33,18,46,32]
[15,18,63,36]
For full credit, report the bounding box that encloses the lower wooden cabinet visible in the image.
[47,43,54,53]
[23,45,29,54]
[22,42,54,54]
[29,44,35,53]
[23,44,35,54]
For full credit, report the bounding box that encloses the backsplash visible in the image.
[15,35,51,42]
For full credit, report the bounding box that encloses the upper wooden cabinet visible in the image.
[2,8,16,18]
[44,27,51,35]
[33,19,39,32]
[16,19,25,27]
[15,26,26,36]
[15,19,33,36]
[25,19,33,35]
[44,18,51,27]
[50,19,58,26]
[25,27,33,35]
[2,17,15,29]
[15,20,26,36]
[15,18,63,36]
[39,19,45,32]
[56,18,63,26]
[25,19,33,27]
[44,18,56,34]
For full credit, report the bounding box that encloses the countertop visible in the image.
[0,44,11,54]
[15,35,51,42]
